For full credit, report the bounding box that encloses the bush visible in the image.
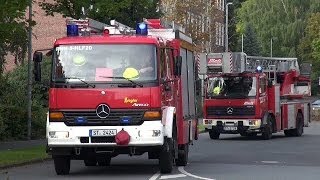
[0,59,51,140]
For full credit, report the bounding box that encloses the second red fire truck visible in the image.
[33,18,198,175]
[200,52,312,140]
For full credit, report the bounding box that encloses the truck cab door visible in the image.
[159,48,175,107]
[259,77,268,116]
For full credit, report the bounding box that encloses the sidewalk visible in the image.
[0,139,46,151]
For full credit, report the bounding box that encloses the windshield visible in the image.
[52,44,157,83]
[206,76,257,98]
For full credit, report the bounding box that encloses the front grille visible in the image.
[63,109,145,126]
[206,106,255,116]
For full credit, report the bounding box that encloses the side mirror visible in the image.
[33,52,43,82]
[174,56,182,76]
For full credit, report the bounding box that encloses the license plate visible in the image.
[90,129,117,137]
[223,126,237,131]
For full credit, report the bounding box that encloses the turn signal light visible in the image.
[143,111,161,120]
[49,112,64,121]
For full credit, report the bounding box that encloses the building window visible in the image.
[215,0,225,11]
[221,0,225,11]
[215,22,219,45]
[215,22,225,46]
[221,24,225,47]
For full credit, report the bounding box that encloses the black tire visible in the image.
[84,158,97,166]
[292,113,304,137]
[54,156,70,175]
[159,138,174,174]
[209,130,220,139]
[97,157,111,166]
[176,143,189,166]
[284,130,293,137]
[261,116,272,140]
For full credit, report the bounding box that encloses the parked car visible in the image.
[312,100,320,110]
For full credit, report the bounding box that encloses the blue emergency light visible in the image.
[74,116,87,124]
[256,66,262,73]
[121,116,132,124]
[67,24,79,37]
[136,22,148,35]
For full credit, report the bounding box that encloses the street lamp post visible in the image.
[270,38,273,57]
[225,2,233,52]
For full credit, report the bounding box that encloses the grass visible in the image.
[198,124,206,133]
[0,145,49,168]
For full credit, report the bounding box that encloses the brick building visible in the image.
[5,0,66,72]
[160,0,225,53]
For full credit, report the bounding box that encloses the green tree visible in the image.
[236,0,320,57]
[228,0,247,52]
[298,13,320,94]
[242,24,261,56]
[298,13,320,64]
[0,0,29,74]
[0,58,51,140]
[39,0,161,27]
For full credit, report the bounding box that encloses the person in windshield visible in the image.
[207,77,225,96]
[121,54,154,79]
[66,53,95,80]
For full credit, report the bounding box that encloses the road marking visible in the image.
[159,174,187,179]
[149,171,160,180]
[261,161,280,164]
[178,166,216,180]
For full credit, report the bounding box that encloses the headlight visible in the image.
[249,120,261,126]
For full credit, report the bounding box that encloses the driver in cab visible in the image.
[122,54,154,79]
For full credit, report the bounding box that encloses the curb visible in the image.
[0,157,52,170]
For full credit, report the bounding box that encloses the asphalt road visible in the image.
[2,122,320,180]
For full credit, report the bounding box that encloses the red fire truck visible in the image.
[200,52,311,140]
[33,18,198,175]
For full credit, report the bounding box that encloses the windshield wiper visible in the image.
[62,77,96,88]
[100,76,143,87]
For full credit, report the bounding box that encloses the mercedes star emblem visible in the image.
[96,104,110,118]
[227,107,233,115]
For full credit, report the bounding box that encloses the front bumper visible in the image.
[203,119,262,134]
[47,120,164,147]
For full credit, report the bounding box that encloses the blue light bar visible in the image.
[256,66,262,73]
[67,24,79,37]
[136,22,148,35]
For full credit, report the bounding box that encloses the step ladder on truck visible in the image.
[198,52,312,140]
[33,17,198,175]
